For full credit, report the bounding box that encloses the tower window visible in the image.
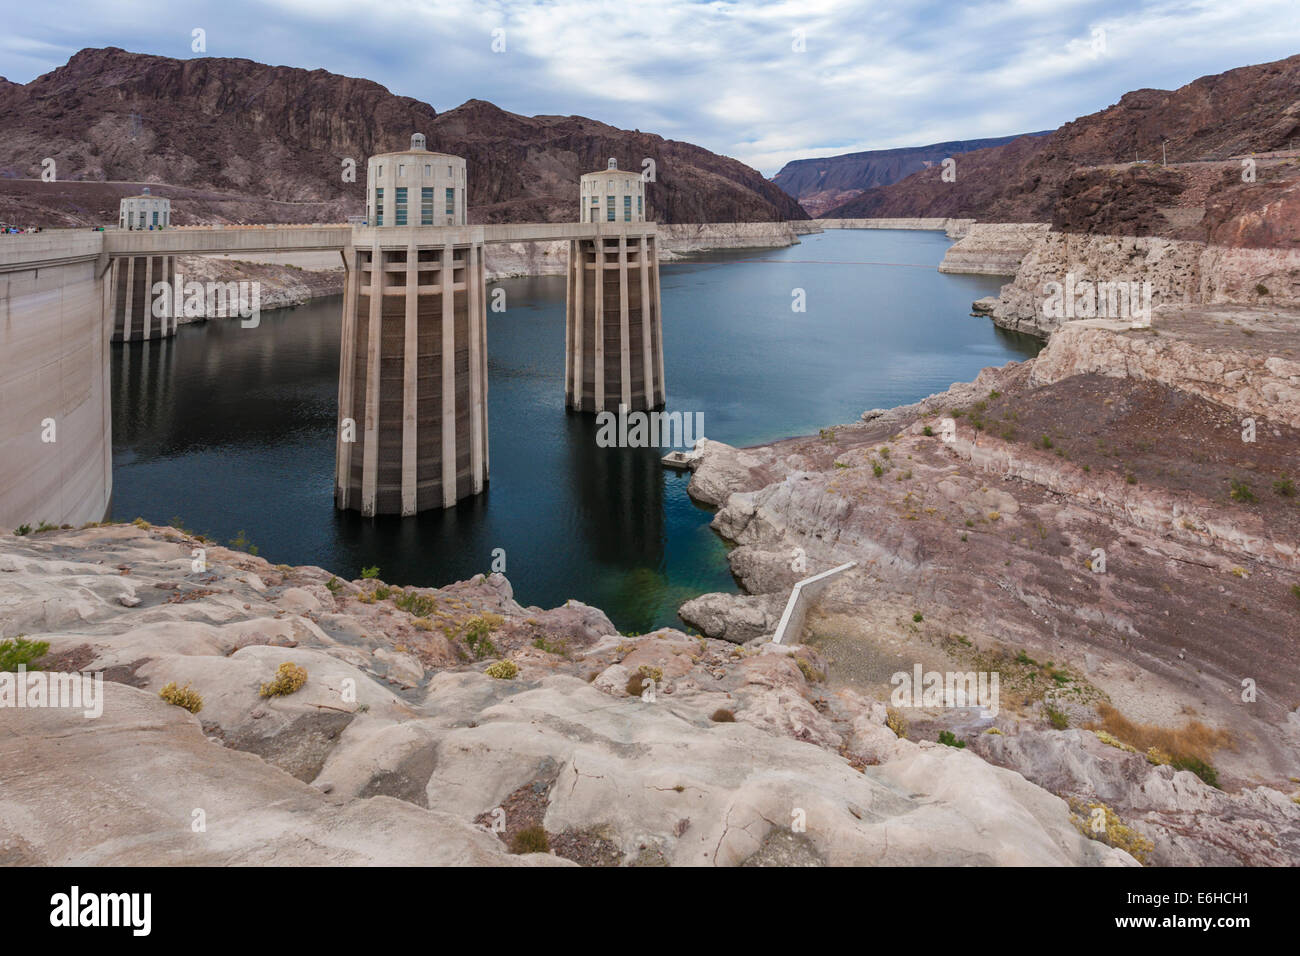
[607,195,615,221]
[398,164,405,177]
[624,196,631,221]
[638,195,643,216]
[395,187,408,225]
[421,187,433,225]
[445,187,454,216]
[375,187,384,226]
[425,164,431,176]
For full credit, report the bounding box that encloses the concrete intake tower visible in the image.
[334,134,488,515]
[565,158,665,412]
[110,189,175,342]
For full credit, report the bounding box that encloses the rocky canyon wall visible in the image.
[987,231,1300,337]
[938,222,1051,275]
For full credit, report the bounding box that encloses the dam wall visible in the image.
[0,232,112,531]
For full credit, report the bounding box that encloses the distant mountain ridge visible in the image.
[0,47,807,226]
[773,132,1051,215]
[821,54,1300,247]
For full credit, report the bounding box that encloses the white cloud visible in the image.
[1,0,1297,175]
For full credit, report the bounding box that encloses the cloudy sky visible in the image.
[1,0,1297,175]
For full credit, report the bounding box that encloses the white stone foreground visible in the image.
[0,524,1139,866]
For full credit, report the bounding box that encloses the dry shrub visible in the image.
[510,825,549,854]
[159,682,203,714]
[260,661,308,698]
[1087,703,1231,766]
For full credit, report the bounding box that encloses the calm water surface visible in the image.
[110,229,1039,632]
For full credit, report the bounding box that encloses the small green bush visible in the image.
[1170,755,1219,788]
[937,730,965,749]
[325,577,342,593]
[531,635,569,656]
[259,661,308,697]
[393,591,436,616]
[485,659,518,680]
[1044,703,1070,730]
[159,682,203,714]
[0,636,49,671]
[1274,475,1296,497]
[463,615,502,659]
[360,566,380,579]
[912,612,923,623]
[1229,480,1256,503]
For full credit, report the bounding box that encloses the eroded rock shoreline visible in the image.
[677,301,1300,865]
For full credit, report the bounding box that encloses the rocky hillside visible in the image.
[679,304,1300,865]
[0,47,806,227]
[824,54,1300,247]
[773,132,1050,216]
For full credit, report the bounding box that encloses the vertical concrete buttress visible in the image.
[110,255,176,342]
[335,233,489,515]
[565,230,665,412]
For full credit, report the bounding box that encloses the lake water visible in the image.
[110,228,1039,632]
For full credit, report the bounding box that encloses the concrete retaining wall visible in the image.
[772,561,857,645]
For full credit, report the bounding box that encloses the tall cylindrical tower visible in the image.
[335,135,488,515]
[111,189,176,342]
[565,159,665,412]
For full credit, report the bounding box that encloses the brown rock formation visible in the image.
[824,54,1300,248]
[0,47,807,227]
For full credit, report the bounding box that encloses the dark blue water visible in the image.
[110,229,1038,632]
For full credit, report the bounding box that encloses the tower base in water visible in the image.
[110,255,176,342]
[564,230,665,412]
[334,228,489,515]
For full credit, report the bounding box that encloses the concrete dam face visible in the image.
[0,236,113,529]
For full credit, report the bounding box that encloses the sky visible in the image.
[1,0,1297,176]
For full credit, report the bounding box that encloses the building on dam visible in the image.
[335,134,488,516]
[565,158,665,413]
[110,188,176,342]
